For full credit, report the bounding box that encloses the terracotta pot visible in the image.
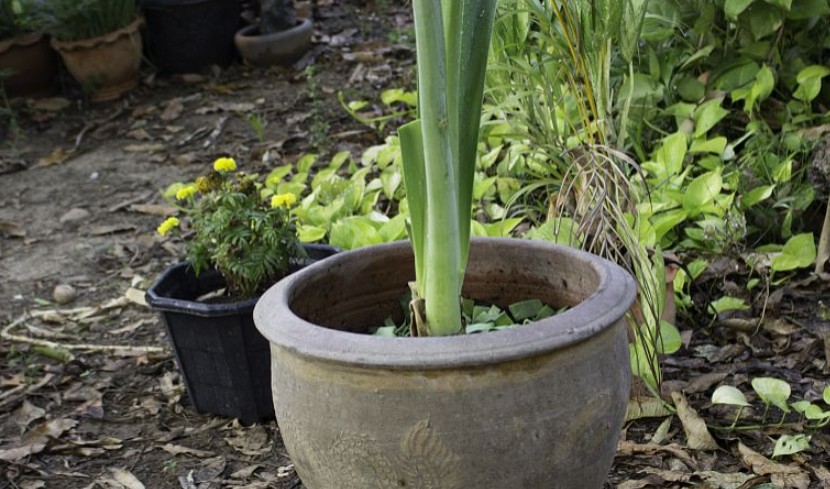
[254,238,636,489]
[50,18,143,102]
[234,18,312,67]
[0,32,58,98]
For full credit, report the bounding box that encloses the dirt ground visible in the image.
[1,1,829,488]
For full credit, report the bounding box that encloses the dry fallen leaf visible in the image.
[110,468,145,489]
[9,401,46,431]
[162,443,215,458]
[160,98,184,121]
[737,442,810,489]
[0,418,78,461]
[225,425,272,456]
[671,391,719,451]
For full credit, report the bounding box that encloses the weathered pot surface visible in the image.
[51,18,143,102]
[234,18,312,67]
[254,237,635,489]
[0,32,58,98]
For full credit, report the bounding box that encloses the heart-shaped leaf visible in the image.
[751,377,791,412]
[712,385,751,407]
[772,434,810,458]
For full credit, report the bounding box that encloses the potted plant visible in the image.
[146,157,339,424]
[0,0,58,98]
[38,0,142,102]
[138,0,240,74]
[234,0,312,67]
[253,0,636,487]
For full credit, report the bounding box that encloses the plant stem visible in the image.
[412,0,463,336]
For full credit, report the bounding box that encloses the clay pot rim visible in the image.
[50,17,144,53]
[234,18,312,42]
[254,237,636,370]
[0,31,46,55]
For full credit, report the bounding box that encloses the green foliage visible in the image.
[160,159,305,299]
[0,0,35,39]
[33,0,136,41]
[627,0,829,249]
[339,88,417,134]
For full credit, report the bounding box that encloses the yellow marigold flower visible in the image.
[213,157,237,172]
[175,184,198,201]
[157,217,180,236]
[271,192,298,208]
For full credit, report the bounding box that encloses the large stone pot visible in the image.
[254,237,635,489]
[234,18,313,67]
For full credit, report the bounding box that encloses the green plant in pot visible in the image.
[234,0,313,67]
[0,0,58,98]
[37,0,142,102]
[146,157,339,424]
[253,0,636,487]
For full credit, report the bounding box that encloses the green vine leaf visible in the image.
[712,385,751,407]
[772,434,810,458]
[751,377,791,412]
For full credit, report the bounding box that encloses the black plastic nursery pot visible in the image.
[146,244,339,424]
[138,0,240,74]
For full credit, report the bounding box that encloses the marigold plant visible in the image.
[159,158,305,298]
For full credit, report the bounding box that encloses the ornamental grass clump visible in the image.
[158,157,305,299]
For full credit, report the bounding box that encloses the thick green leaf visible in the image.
[712,385,751,407]
[788,0,830,19]
[683,171,723,216]
[742,185,775,207]
[297,225,327,243]
[824,385,830,405]
[658,132,688,177]
[752,377,792,412]
[772,233,816,271]
[657,321,682,355]
[526,218,584,247]
[804,404,830,420]
[772,434,810,458]
[690,137,728,155]
[709,296,750,314]
[694,99,729,137]
[748,2,784,40]
[509,299,544,322]
[399,121,426,292]
[725,0,756,18]
[763,0,792,10]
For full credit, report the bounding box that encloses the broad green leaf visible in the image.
[683,171,723,216]
[725,0,756,18]
[742,185,775,207]
[266,165,293,185]
[379,214,407,243]
[381,88,417,107]
[788,0,830,19]
[657,132,688,177]
[481,218,523,237]
[676,76,706,102]
[791,400,813,413]
[793,65,830,101]
[771,233,817,271]
[694,99,729,137]
[804,404,830,420]
[657,321,682,355]
[748,2,784,40]
[380,169,402,200]
[712,385,751,407]
[295,154,317,173]
[526,219,584,247]
[329,217,383,250]
[652,209,688,242]
[824,385,830,405]
[680,46,715,71]
[709,296,750,314]
[772,158,792,183]
[509,299,544,322]
[752,377,792,412]
[690,137,728,155]
[297,225,327,243]
[763,0,792,9]
[473,176,497,200]
[772,434,810,458]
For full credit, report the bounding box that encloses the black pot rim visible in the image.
[254,237,637,370]
[146,243,339,317]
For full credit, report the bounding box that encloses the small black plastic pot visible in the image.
[146,244,339,424]
[138,0,241,74]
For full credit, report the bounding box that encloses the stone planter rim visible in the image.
[50,17,144,53]
[235,17,311,40]
[254,237,636,370]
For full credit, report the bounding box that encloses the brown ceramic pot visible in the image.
[0,32,58,98]
[254,237,635,489]
[50,18,143,102]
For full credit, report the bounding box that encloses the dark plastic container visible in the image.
[139,0,240,74]
[146,244,339,424]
